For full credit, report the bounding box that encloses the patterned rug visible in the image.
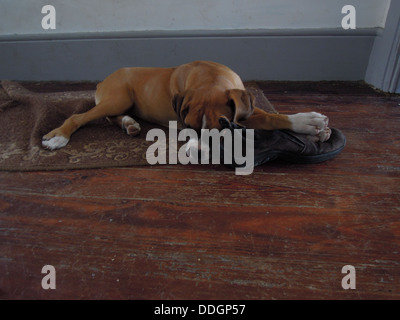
[0,80,276,171]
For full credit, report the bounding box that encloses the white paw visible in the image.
[42,135,69,150]
[288,112,329,142]
[185,137,210,162]
[122,116,141,136]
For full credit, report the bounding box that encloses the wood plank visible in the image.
[1,192,399,299]
[1,168,399,209]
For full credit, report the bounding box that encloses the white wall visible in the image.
[0,0,391,36]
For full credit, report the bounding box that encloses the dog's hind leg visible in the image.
[42,96,133,150]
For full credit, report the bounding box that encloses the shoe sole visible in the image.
[268,138,346,164]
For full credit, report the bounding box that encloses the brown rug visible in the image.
[0,80,277,171]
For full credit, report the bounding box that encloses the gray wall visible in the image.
[0,0,390,35]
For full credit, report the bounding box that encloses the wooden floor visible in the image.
[1,81,399,300]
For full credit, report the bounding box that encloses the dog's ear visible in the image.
[173,90,196,126]
[227,89,255,125]
[172,93,185,115]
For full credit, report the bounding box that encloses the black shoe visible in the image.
[219,118,346,168]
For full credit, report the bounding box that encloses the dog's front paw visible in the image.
[185,137,210,163]
[318,126,331,142]
[288,112,329,142]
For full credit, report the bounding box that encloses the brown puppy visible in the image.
[42,60,330,150]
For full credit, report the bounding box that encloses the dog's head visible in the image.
[172,89,255,131]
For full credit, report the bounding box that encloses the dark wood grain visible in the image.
[1,81,399,300]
